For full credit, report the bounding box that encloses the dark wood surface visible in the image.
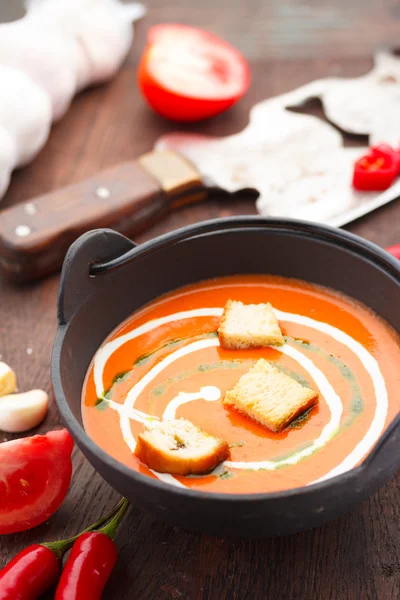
[1,1,400,598]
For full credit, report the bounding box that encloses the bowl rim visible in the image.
[52,216,400,503]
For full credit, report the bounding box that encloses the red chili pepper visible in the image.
[386,244,400,259]
[0,545,60,600]
[0,499,126,600]
[375,144,400,173]
[352,145,399,191]
[55,532,117,600]
[55,499,129,600]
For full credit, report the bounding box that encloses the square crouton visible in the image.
[135,418,230,475]
[218,300,284,349]
[223,358,318,432]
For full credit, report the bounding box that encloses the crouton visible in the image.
[135,418,230,475]
[218,300,284,349]
[223,358,318,432]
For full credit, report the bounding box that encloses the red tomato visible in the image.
[0,429,73,534]
[138,24,250,122]
[386,244,400,260]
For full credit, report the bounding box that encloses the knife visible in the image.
[2,88,400,283]
[0,150,258,282]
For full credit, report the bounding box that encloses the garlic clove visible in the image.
[0,362,17,396]
[0,389,48,433]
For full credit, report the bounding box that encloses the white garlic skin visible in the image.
[0,389,49,433]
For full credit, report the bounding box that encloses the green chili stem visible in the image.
[42,497,126,559]
[99,498,130,540]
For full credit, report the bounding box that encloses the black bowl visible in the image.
[52,217,400,537]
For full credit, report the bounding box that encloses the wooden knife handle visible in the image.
[0,151,205,282]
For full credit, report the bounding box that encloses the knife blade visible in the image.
[154,70,400,228]
[155,123,400,230]
[0,150,257,282]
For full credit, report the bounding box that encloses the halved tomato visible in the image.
[138,24,251,122]
[0,429,73,534]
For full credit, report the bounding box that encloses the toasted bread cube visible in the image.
[135,418,230,475]
[218,300,284,349]
[223,358,318,432]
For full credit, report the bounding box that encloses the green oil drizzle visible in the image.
[97,332,217,410]
[238,338,364,469]
[96,387,113,411]
[262,441,316,468]
[150,359,247,402]
[133,332,217,366]
[288,336,364,422]
[96,372,129,411]
[287,406,313,430]
[219,469,234,480]
[112,371,130,384]
[134,338,182,366]
[276,364,311,388]
[229,440,246,449]
[95,398,108,412]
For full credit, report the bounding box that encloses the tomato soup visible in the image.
[82,276,400,494]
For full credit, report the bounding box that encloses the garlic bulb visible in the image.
[0,0,145,199]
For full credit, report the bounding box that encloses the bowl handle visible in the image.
[58,229,136,326]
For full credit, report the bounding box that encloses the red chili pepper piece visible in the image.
[352,146,398,191]
[55,532,117,600]
[55,499,129,600]
[0,544,61,600]
[373,144,400,174]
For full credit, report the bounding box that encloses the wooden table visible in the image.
[1,2,400,598]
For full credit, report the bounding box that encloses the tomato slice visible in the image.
[138,24,250,122]
[0,429,73,534]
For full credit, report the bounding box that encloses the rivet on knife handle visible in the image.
[0,151,208,282]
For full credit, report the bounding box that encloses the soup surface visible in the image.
[82,276,400,494]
